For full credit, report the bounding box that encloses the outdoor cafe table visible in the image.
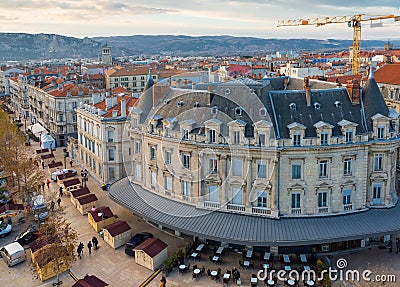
[246,250,253,258]
[264,252,271,261]
[304,266,311,271]
[288,279,295,286]
[211,270,218,277]
[196,244,205,252]
[300,254,307,263]
[179,264,186,270]
[223,273,231,279]
[212,256,219,262]
[284,265,291,271]
[216,246,224,255]
[307,280,315,286]
[194,269,201,275]
[243,260,250,267]
[251,277,258,283]
[283,254,290,263]
[191,252,199,259]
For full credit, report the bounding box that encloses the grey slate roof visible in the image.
[362,77,389,130]
[109,177,400,247]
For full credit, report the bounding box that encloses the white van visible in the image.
[0,242,26,266]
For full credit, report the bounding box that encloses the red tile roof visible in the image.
[104,221,131,237]
[112,86,127,93]
[88,206,114,222]
[375,63,400,85]
[110,66,154,77]
[92,95,138,118]
[76,194,98,205]
[327,75,363,85]
[72,275,108,287]
[134,238,168,258]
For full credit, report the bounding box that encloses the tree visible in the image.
[31,214,78,284]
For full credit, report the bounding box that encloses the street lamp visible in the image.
[63,151,68,169]
[81,169,88,188]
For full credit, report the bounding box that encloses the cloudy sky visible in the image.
[0,0,399,39]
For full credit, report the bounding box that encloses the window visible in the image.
[149,124,155,134]
[107,130,114,142]
[377,126,385,139]
[233,131,240,144]
[372,183,382,205]
[318,191,328,207]
[293,134,301,146]
[165,150,171,165]
[258,133,266,147]
[209,158,218,173]
[291,162,302,179]
[291,193,301,209]
[182,129,189,140]
[108,148,115,161]
[256,191,267,207]
[320,132,328,145]
[151,171,157,186]
[343,189,352,205]
[257,161,267,178]
[231,187,242,205]
[182,153,190,169]
[182,181,190,196]
[232,158,242,176]
[208,185,218,202]
[165,176,172,191]
[345,130,353,143]
[132,118,138,128]
[150,146,156,160]
[209,129,216,143]
[108,167,115,181]
[319,160,328,178]
[135,141,140,154]
[135,164,141,181]
[374,154,384,171]
[84,121,87,132]
[343,158,352,176]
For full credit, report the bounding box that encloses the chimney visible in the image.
[112,110,118,118]
[97,108,102,116]
[78,89,83,96]
[105,97,112,110]
[121,99,126,117]
[270,63,274,72]
[192,82,196,90]
[208,67,212,83]
[368,65,375,80]
[346,79,361,104]
[92,92,101,105]
[152,85,155,108]
[52,79,57,87]
[303,77,311,106]
[66,90,71,97]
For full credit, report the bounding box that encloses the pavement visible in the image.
[1,125,400,286]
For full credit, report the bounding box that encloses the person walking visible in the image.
[50,200,55,211]
[46,179,50,188]
[92,237,98,250]
[70,160,73,167]
[59,186,63,197]
[77,245,82,259]
[41,161,45,169]
[57,197,61,208]
[87,241,92,255]
[160,276,166,287]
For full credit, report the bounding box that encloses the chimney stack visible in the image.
[92,92,101,105]
[346,79,361,104]
[112,110,118,118]
[105,96,112,110]
[303,77,311,106]
[121,99,126,117]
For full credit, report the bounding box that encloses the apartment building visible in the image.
[105,66,157,92]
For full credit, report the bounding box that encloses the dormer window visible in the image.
[258,133,266,147]
[182,129,189,140]
[377,126,385,139]
[235,107,243,116]
[289,103,296,111]
[293,134,301,146]
[259,108,267,117]
[194,102,200,108]
[345,130,353,143]
[209,129,217,143]
[233,131,240,144]
[177,101,184,107]
[314,102,321,110]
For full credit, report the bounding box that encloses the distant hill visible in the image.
[0,33,399,61]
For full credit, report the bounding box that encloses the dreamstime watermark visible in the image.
[257,258,396,284]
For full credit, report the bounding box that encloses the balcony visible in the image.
[317,207,329,214]
[291,208,302,215]
[203,201,221,209]
[252,206,272,215]
[343,204,353,211]
[227,203,246,212]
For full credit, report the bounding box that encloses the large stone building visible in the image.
[105,66,157,92]
[75,90,138,184]
[109,69,400,253]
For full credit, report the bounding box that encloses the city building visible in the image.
[105,66,157,92]
[109,70,400,254]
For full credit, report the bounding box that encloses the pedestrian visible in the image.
[59,186,63,197]
[87,241,92,254]
[77,246,82,259]
[57,197,61,208]
[41,182,45,191]
[70,160,73,167]
[46,179,50,188]
[92,237,98,250]
[50,200,55,211]
[396,239,400,254]
[41,161,44,169]
[160,276,166,287]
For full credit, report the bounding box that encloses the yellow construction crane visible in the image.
[277,14,400,75]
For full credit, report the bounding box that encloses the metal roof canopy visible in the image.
[109,178,400,247]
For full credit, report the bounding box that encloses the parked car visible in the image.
[51,169,77,181]
[0,221,12,238]
[15,225,39,245]
[0,242,26,266]
[124,232,153,256]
